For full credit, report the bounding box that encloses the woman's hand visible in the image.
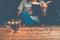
[17,9,22,16]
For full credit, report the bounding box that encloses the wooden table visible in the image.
[0,26,60,40]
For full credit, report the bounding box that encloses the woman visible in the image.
[17,0,39,26]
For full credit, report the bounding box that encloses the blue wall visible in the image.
[0,0,60,25]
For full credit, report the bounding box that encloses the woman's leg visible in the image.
[21,11,36,26]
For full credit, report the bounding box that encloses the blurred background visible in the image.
[0,0,60,26]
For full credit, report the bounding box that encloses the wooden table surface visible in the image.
[0,26,60,40]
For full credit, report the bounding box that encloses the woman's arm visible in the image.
[30,1,40,5]
[17,1,24,16]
